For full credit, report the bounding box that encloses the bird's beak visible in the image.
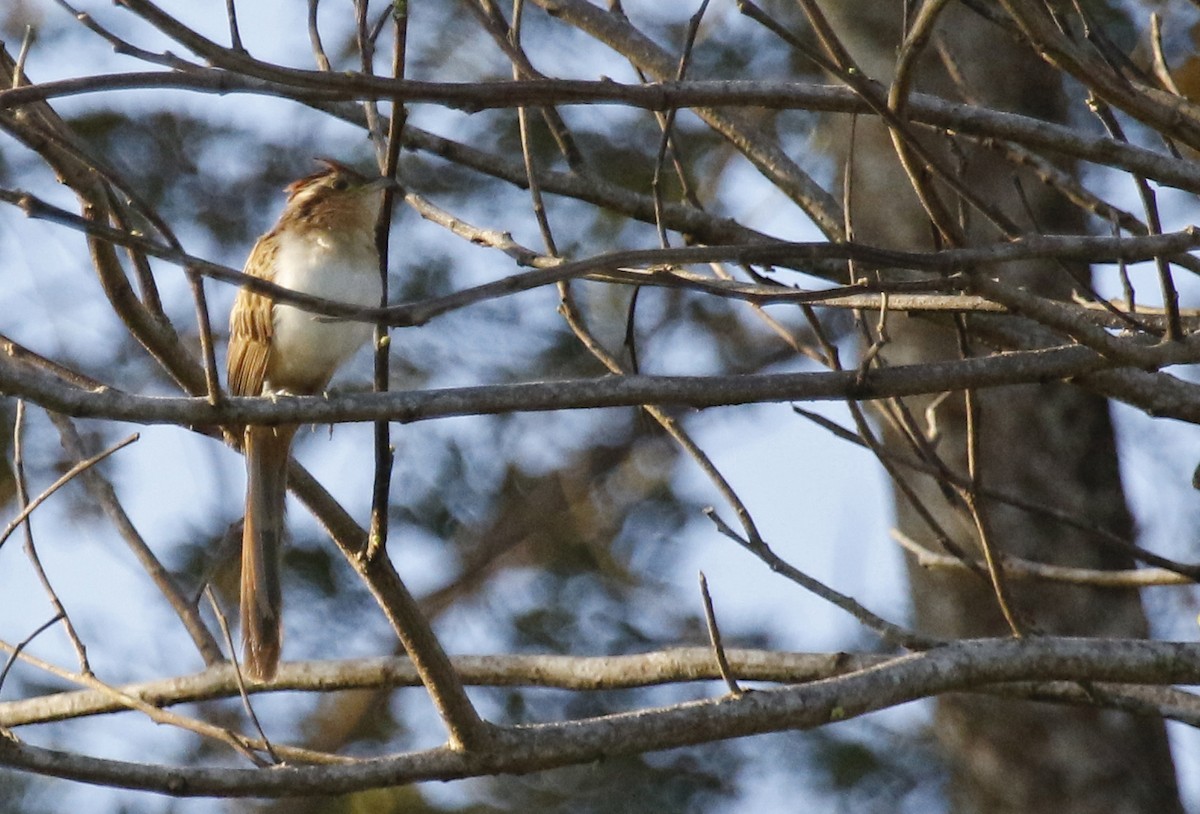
[368,175,402,192]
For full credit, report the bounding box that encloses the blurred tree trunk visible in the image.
[815,3,1182,812]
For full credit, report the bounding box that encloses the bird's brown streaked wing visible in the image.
[227,235,277,397]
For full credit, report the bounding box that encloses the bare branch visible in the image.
[8,336,1200,428]
[0,419,139,552]
[893,529,1193,587]
[704,508,936,649]
[2,637,1198,796]
[45,413,224,666]
[698,572,743,696]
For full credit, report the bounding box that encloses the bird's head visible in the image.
[279,158,398,234]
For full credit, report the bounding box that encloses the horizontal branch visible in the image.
[0,648,884,727]
[893,530,1194,587]
[780,291,1198,330]
[10,339,1200,428]
[5,73,1200,191]
[2,637,1197,796]
[394,230,1200,325]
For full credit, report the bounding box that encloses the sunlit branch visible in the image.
[1,637,1198,796]
[892,529,1194,587]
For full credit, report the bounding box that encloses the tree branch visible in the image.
[6,337,1200,427]
[2,637,1198,796]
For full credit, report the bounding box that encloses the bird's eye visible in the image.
[330,177,350,191]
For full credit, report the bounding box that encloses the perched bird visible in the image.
[227,159,391,680]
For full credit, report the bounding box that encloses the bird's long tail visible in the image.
[241,425,295,681]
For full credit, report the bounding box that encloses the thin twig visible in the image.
[509,0,559,257]
[12,26,34,89]
[698,572,743,696]
[887,0,962,244]
[224,0,245,52]
[355,0,386,163]
[203,587,278,764]
[186,269,222,406]
[0,614,61,694]
[650,0,710,248]
[1088,98,1183,341]
[104,190,164,314]
[1149,13,1182,96]
[307,0,332,71]
[402,191,558,268]
[54,0,200,69]
[959,338,1025,637]
[11,402,92,673]
[632,0,710,370]
[704,508,938,649]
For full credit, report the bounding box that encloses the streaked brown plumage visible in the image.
[228,159,389,680]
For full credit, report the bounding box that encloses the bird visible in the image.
[227,158,392,680]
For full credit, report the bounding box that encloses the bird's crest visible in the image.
[284,157,370,200]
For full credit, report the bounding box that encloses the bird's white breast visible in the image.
[266,230,382,393]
